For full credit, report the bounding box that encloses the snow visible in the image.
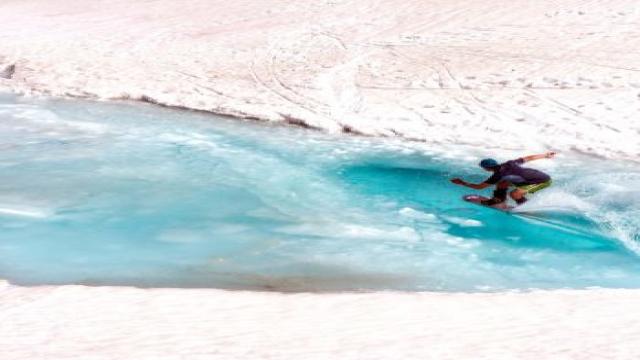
[1,0,640,358]
[0,0,639,160]
[2,280,640,360]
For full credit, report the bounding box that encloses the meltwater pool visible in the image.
[1,94,639,291]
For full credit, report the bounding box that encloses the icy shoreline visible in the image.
[1,0,639,161]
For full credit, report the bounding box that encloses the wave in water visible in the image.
[0,95,639,291]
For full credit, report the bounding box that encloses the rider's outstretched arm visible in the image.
[521,152,556,162]
[450,178,492,190]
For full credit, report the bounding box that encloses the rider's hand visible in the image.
[450,178,465,185]
[546,151,556,158]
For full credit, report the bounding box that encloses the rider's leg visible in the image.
[482,181,509,205]
[510,188,528,205]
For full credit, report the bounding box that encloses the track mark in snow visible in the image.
[0,64,15,79]
[249,42,325,119]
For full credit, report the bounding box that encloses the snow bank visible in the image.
[2,280,640,360]
[0,0,639,160]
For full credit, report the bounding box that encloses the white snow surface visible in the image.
[0,0,639,160]
[2,1,640,358]
[2,280,640,360]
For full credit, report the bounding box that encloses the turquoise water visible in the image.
[1,94,639,291]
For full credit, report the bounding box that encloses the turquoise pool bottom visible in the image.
[1,95,639,291]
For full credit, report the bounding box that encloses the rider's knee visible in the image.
[509,189,523,199]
